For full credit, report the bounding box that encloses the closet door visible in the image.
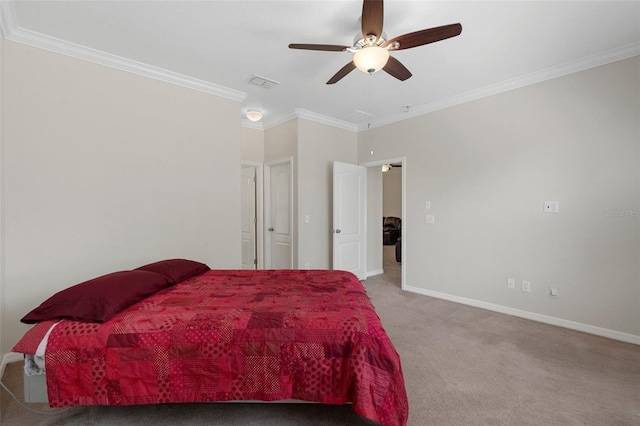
[265,160,292,269]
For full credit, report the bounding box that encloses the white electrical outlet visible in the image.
[425,215,435,224]
[522,280,531,292]
[507,278,515,289]
[425,201,431,209]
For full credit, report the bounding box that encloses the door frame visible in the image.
[264,157,294,269]
[360,157,406,291]
[241,161,264,269]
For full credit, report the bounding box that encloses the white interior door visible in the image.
[266,161,292,269]
[241,166,257,269]
[333,161,367,280]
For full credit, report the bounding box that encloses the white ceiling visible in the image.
[2,1,639,130]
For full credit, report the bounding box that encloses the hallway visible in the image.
[382,244,401,288]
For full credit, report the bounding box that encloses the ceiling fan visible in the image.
[289,0,462,84]
[382,163,401,172]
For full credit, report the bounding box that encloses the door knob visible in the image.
[268,227,274,231]
[335,229,342,234]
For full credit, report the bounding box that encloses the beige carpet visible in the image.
[2,246,639,425]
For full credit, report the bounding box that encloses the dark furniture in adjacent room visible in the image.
[383,216,401,245]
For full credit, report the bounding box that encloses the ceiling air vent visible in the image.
[247,74,279,89]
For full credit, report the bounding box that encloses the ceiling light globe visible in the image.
[353,46,390,74]
[245,110,263,122]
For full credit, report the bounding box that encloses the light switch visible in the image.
[304,215,310,223]
[425,215,435,224]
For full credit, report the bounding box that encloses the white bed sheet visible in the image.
[24,320,62,376]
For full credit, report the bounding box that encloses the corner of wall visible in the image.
[0,28,6,358]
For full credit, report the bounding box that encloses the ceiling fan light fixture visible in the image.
[288,1,462,84]
[245,109,263,122]
[353,46,389,74]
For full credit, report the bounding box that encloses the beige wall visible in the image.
[264,119,297,164]
[297,119,357,269]
[367,167,383,274]
[359,57,640,338]
[241,126,264,162]
[0,34,5,360]
[2,36,635,360]
[1,41,242,354]
[383,167,402,218]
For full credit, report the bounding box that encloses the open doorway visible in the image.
[382,163,402,287]
[361,157,406,290]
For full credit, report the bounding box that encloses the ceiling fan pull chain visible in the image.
[368,73,373,129]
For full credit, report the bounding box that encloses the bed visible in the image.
[12,260,408,426]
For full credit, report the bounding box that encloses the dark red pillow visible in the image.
[21,270,171,324]
[135,259,210,284]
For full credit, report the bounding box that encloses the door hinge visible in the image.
[253,259,257,265]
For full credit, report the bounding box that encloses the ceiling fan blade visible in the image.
[288,44,350,52]
[383,56,412,81]
[386,23,462,50]
[327,62,356,84]
[361,0,384,39]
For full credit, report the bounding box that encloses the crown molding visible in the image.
[259,109,358,132]
[294,109,358,132]
[3,0,637,133]
[0,1,17,38]
[254,41,640,133]
[0,3,246,103]
[360,41,640,131]
[262,110,298,130]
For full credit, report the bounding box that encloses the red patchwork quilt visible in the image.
[13,270,408,426]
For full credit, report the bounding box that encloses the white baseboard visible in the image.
[1,352,23,379]
[366,269,384,278]
[404,285,640,346]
